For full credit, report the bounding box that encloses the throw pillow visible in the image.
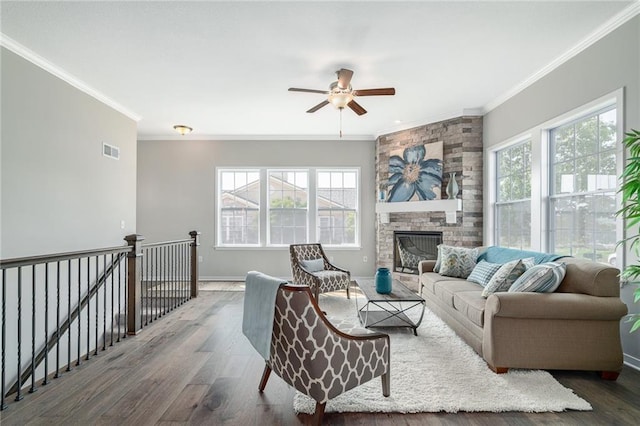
[481,259,526,298]
[508,261,567,293]
[434,245,442,273]
[521,257,535,269]
[300,258,325,273]
[438,246,479,279]
[467,260,503,287]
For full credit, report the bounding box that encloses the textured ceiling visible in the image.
[1,1,636,140]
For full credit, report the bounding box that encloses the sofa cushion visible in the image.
[434,280,483,308]
[438,245,479,279]
[420,272,454,295]
[481,259,526,298]
[509,262,567,293]
[467,260,503,287]
[453,291,486,327]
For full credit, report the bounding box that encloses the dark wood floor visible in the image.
[2,289,639,425]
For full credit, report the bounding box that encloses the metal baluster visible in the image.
[86,256,90,361]
[154,247,158,320]
[2,269,7,409]
[103,255,107,351]
[95,256,99,356]
[123,257,127,340]
[170,245,174,311]
[164,246,168,315]
[77,259,81,366]
[55,261,61,378]
[117,255,122,343]
[43,263,49,385]
[144,248,149,326]
[67,259,72,372]
[149,247,154,323]
[16,266,23,401]
[30,265,37,393]
[110,253,114,346]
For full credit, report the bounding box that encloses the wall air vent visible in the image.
[102,142,120,160]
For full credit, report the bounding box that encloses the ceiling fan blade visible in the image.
[347,100,367,116]
[307,100,330,113]
[289,88,329,94]
[353,88,396,96]
[337,68,354,89]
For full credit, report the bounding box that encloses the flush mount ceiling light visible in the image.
[173,124,193,136]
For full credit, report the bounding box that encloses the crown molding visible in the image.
[137,133,376,142]
[0,33,141,122]
[482,1,640,114]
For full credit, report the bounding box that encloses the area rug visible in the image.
[293,293,592,414]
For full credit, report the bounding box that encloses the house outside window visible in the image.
[268,170,308,245]
[317,169,359,246]
[218,169,260,246]
[549,107,617,262]
[495,141,532,250]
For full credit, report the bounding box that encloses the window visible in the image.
[268,170,308,245]
[495,141,532,249]
[317,169,358,246]
[216,167,360,248]
[549,107,617,262]
[218,169,260,246]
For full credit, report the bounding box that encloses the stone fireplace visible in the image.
[376,115,484,291]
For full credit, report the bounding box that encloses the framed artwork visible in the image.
[387,141,443,202]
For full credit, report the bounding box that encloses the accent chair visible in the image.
[289,243,351,300]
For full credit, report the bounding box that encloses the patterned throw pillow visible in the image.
[521,257,535,269]
[434,245,443,272]
[438,246,479,279]
[467,260,503,287]
[481,259,526,298]
[509,262,567,293]
[300,258,325,272]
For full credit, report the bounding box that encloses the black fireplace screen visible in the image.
[393,231,442,274]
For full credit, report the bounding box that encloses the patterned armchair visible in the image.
[289,243,351,300]
[258,283,390,425]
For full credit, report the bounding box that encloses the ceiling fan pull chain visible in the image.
[340,108,343,138]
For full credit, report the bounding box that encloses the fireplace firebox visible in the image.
[393,231,442,274]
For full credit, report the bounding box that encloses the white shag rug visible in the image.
[293,293,592,414]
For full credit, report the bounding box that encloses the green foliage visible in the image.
[617,129,640,333]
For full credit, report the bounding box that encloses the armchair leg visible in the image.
[346,283,350,299]
[312,402,326,426]
[381,372,390,397]
[258,365,271,392]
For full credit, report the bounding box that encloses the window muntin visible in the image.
[549,107,617,262]
[495,141,532,249]
[317,169,358,246]
[267,170,308,245]
[218,169,260,246]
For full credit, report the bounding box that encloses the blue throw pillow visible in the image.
[467,260,503,287]
[300,258,325,272]
[508,262,566,293]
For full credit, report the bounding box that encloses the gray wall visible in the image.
[483,17,640,368]
[1,48,138,258]
[137,139,377,280]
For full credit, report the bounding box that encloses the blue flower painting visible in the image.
[387,142,443,202]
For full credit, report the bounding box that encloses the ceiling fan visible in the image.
[288,68,395,116]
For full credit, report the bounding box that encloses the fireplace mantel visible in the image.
[375,199,462,224]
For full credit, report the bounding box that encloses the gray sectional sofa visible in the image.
[418,252,628,379]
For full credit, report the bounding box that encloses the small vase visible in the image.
[375,267,392,294]
[446,172,459,199]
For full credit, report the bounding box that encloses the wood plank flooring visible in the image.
[1,289,639,425]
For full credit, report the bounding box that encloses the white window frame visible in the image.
[216,168,261,247]
[315,168,360,248]
[266,169,309,247]
[486,88,624,265]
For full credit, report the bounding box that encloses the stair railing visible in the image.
[0,231,200,410]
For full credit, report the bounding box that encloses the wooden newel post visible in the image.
[125,234,145,335]
[190,231,201,298]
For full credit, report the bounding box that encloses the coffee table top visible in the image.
[356,278,424,303]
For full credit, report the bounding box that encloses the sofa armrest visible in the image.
[485,292,628,321]
[419,260,435,274]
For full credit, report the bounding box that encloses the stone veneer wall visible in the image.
[376,116,483,291]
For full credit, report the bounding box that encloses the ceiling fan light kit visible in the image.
[289,68,395,137]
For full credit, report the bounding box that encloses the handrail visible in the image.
[0,246,130,270]
[141,238,192,249]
